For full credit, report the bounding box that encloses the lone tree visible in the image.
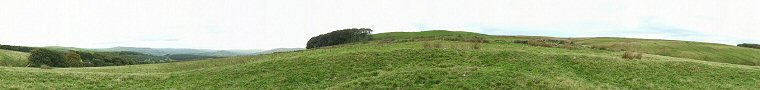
[306,28,373,49]
[28,48,67,67]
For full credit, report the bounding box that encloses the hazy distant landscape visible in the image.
[2,0,760,89]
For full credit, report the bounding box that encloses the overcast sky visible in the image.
[1,0,758,50]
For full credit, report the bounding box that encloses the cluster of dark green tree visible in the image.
[306,28,373,49]
[27,49,159,67]
[0,44,36,52]
[738,43,760,49]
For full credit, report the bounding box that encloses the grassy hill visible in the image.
[1,30,759,89]
[0,49,29,67]
[573,37,760,66]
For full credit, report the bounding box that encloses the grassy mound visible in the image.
[0,49,30,67]
[1,31,759,89]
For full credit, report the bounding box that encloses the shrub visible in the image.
[738,43,760,49]
[623,51,643,59]
[306,28,373,49]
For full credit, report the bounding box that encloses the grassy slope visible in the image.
[0,49,30,67]
[1,31,760,89]
[573,37,760,66]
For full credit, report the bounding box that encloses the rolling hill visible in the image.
[250,48,305,55]
[573,37,760,66]
[98,47,218,56]
[1,30,759,89]
[99,47,264,57]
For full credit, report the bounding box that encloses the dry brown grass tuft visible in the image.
[623,51,643,59]
[471,43,482,49]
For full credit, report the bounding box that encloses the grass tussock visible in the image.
[623,51,643,59]
[423,42,443,49]
[443,35,490,43]
[423,42,482,50]
[470,43,482,49]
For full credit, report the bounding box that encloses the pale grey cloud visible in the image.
[0,0,758,49]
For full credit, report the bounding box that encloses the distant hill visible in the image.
[43,46,101,52]
[98,47,217,56]
[98,47,264,57]
[164,54,221,61]
[250,48,305,55]
[188,50,263,57]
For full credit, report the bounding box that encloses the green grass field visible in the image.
[1,30,760,89]
[0,49,29,67]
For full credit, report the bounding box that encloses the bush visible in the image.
[306,28,373,49]
[738,43,760,49]
[623,51,643,59]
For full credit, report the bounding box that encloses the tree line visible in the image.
[28,49,141,67]
[738,43,760,49]
[0,44,36,52]
[1,44,169,67]
[306,28,373,49]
